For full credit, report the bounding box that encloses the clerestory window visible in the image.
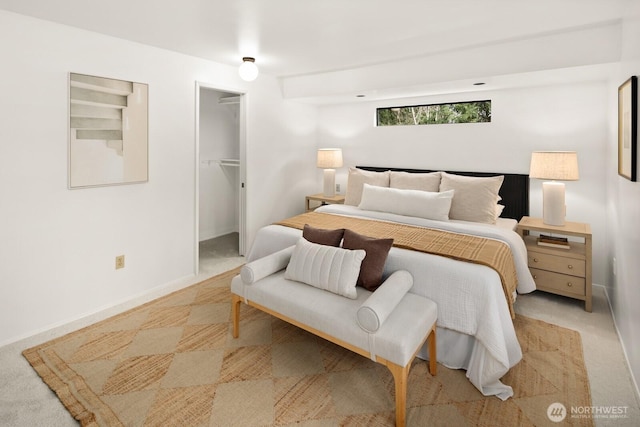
[376,100,491,126]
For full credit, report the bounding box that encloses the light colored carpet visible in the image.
[23,267,594,426]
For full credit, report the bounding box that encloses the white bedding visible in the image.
[247,204,536,400]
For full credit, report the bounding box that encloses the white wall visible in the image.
[0,11,317,346]
[318,81,610,285]
[199,89,239,241]
[244,78,320,232]
[607,0,640,397]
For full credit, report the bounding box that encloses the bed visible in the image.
[246,166,536,400]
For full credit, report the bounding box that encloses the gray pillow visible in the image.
[439,172,504,224]
[389,171,441,192]
[344,167,390,206]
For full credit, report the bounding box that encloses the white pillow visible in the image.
[439,172,504,224]
[344,167,390,206]
[358,183,454,221]
[390,171,441,192]
[241,245,295,284]
[357,270,413,333]
[284,238,365,299]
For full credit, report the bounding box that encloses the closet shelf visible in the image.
[201,159,240,167]
[218,159,240,167]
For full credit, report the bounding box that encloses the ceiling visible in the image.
[0,0,628,101]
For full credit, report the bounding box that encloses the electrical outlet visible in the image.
[336,183,341,193]
[115,255,125,270]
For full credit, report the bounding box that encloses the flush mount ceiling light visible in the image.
[239,57,258,81]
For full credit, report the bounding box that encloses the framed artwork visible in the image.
[618,76,637,182]
[68,73,148,188]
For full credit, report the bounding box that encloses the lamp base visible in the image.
[542,181,566,226]
[323,169,336,197]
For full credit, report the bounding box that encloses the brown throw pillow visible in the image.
[302,224,345,247]
[342,229,393,291]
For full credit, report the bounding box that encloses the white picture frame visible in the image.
[68,73,148,188]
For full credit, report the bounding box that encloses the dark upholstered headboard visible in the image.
[356,166,529,221]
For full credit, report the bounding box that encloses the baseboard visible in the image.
[199,227,239,242]
[598,283,640,403]
[1,272,201,351]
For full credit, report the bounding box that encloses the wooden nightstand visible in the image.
[517,216,592,312]
[305,193,345,212]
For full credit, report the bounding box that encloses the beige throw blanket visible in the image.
[276,212,518,318]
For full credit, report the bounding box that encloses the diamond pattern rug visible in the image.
[24,267,593,426]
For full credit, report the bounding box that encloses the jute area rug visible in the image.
[24,268,593,427]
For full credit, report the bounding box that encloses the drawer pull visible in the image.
[533,275,538,279]
[568,265,573,270]
[533,258,539,263]
[567,282,573,287]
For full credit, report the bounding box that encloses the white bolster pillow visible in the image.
[356,270,413,333]
[240,245,295,284]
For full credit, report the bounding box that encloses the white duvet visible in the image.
[247,204,536,400]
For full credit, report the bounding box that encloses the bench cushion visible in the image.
[231,272,437,366]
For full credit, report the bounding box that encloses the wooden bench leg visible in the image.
[428,324,437,376]
[231,294,242,338]
[387,362,409,427]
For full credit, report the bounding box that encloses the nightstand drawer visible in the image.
[528,252,585,277]
[530,268,586,296]
[518,216,592,312]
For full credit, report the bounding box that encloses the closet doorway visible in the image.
[195,83,246,276]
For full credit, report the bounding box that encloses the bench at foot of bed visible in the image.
[230,247,437,427]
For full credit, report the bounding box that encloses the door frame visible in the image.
[194,81,247,274]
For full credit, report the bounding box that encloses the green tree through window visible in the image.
[377,100,491,126]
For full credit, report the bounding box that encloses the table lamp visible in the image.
[317,148,343,197]
[529,151,579,226]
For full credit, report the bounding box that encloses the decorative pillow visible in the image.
[284,238,365,299]
[342,229,394,292]
[358,184,453,221]
[390,171,441,192]
[302,224,345,247]
[344,167,390,206]
[357,270,413,333]
[241,245,295,284]
[439,172,504,224]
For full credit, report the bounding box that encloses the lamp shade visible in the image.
[239,57,258,81]
[529,151,579,181]
[317,148,343,169]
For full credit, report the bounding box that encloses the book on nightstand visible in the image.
[537,234,570,249]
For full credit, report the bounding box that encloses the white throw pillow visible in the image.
[344,167,390,206]
[439,172,504,224]
[284,238,365,299]
[358,183,454,221]
[390,171,441,192]
[356,270,413,333]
